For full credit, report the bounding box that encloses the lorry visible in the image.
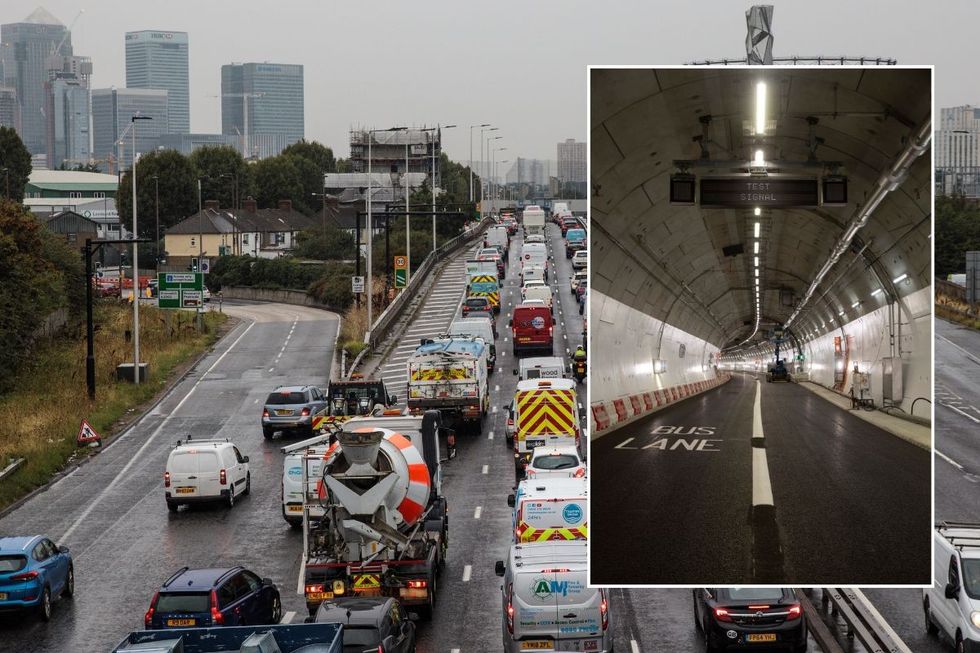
[407,337,490,429]
[465,259,501,314]
[112,623,343,653]
[511,378,580,479]
[301,411,455,621]
[523,205,546,238]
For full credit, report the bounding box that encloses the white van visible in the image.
[522,282,553,313]
[520,244,548,282]
[280,433,334,526]
[520,266,545,285]
[165,438,250,511]
[515,356,568,381]
[924,522,980,651]
[448,319,497,369]
[507,477,588,543]
[494,541,611,653]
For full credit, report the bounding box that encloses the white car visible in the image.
[526,445,586,480]
[521,282,553,313]
[571,250,588,270]
[165,437,250,511]
[524,234,546,244]
[570,270,587,293]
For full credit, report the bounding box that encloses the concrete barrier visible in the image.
[591,373,732,435]
[218,286,344,312]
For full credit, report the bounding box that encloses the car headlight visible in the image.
[971,610,980,629]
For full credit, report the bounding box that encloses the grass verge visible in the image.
[0,302,227,512]
[339,303,369,359]
[936,295,980,329]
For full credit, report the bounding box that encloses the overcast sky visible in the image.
[4,0,977,166]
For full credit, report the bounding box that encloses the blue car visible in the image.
[0,535,74,621]
[145,566,282,629]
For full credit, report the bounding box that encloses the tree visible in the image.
[116,150,198,245]
[250,155,305,211]
[281,140,337,174]
[189,146,250,209]
[283,154,321,215]
[294,226,355,261]
[0,126,32,203]
[57,162,102,173]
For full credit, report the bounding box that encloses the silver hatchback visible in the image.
[262,385,327,439]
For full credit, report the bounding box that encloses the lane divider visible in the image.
[750,378,784,582]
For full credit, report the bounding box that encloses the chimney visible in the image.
[243,198,257,212]
[277,199,292,213]
[204,200,220,210]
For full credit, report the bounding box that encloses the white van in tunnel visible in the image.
[924,522,980,651]
[495,541,611,653]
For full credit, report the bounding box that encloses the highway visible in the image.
[592,371,931,585]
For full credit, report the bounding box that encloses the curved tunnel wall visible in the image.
[591,290,721,412]
[738,287,931,421]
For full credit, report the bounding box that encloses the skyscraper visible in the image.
[1,8,72,155]
[221,62,304,159]
[556,138,586,184]
[125,30,189,134]
[92,88,168,171]
[46,74,90,168]
[0,87,17,131]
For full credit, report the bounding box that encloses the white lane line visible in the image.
[488,430,494,440]
[61,321,256,542]
[269,367,274,372]
[495,385,500,392]
[482,465,489,474]
[752,380,775,507]
[631,640,641,653]
[282,610,296,624]
[474,506,482,519]
[492,406,498,413]
[937,450,965,470]
[943,402,980,424]
[462,565,472,582]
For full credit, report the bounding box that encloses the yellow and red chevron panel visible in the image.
[410,366,470,381]
[516,389,576,437]
[517,523,588,542]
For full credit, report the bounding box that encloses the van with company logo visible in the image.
[515,356,568,381]
[280,433,334,526]
[510,302,553,355]
[494,541,611,653]
[507,477,588,542]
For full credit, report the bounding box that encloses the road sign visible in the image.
[699,177,819,208]
[158,272,203,309]
[394,255,408,288]
[200,258,211,274]
[352,276,365,293]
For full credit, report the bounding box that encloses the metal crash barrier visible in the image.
[799,588,912,653]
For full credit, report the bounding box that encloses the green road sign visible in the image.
[158,272,204,309]
[394,268,407,288]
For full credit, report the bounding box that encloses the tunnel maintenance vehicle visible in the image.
[766,359,792,383]
[406,337,490,431]
[300,410,455,621]
[319,377,396,424]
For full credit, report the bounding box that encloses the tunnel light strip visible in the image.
[892,273,908,283]
[871,288,883,297]
[754,241,759,254]
[754,221,760,236]
[851,301,860,308]
[753,149,765,166]
[755,82,767,135]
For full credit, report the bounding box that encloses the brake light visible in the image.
[305,583,325,595]
[301,407,311,416]
[787,604,802,620]
[573,467,586,478]
[144,591,159,627]
[210,589,223,625]
[714,607,732,622]
[262,407,269,417]
[219,469,227,485]
[407,579,428,589]
[164,471,171,488]
[506,583,515,634]
[11,570,39,581]
[600,589,609,630]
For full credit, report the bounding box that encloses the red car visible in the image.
[560,216,579,236]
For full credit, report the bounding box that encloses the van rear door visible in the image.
[553,569,604,650]
[511,568,561,648]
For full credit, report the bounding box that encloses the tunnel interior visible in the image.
[590,68,931,415]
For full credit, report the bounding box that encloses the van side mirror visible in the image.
[495,561,506,577]
[507,494,515,507]
[508,320,513,328]
[389,395,397,404]
[513,369,518,376]
[945,582,959,599]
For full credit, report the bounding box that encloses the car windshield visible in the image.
[533,454,579,470]
[963,559,980,599]
[0,555,27,573]
[719,588,787,602]
[466,299,488,307]
[342,626,382,650]
[156,592,210,613]
[266,391,307,405]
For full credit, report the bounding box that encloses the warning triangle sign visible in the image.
[77,419,102,446]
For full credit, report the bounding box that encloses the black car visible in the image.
[693,588,807,652]
[145,566,281,629]
[311,597,415,653]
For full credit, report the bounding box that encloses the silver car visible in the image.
[262,385,327,439]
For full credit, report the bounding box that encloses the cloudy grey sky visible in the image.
[4,0,977,165]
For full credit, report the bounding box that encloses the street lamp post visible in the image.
[486,136,503,216]
[469,124,489,203]
[497,160,509,212]
[429,124,456,251]
[151,174,159,272]
[479,127,498,218]
[130,114,152,386]
[219,172,239,255]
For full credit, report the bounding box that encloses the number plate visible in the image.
[275,409,293,416]
[166,618,196,627]
[520,642,552,651]
[746,633,777,642]
[287,505,303,513]
[306,591,334,601]
[175,487,195,494]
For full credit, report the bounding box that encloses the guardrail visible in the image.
[812,588,912,653]
[363,217,493,350]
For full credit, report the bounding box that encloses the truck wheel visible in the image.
[167,500,179,513]
[226,488,235,509]
[924,601,938,635]
[417,576,436,621]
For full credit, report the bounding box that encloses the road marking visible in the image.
[269,367,274,372]
[282,610,296,624]
[752,380,774,507]
[474,506,482,519]
[937,449,965,470]
[482,465,489,474]
[614,437,635,449]
[297,558,305,595]
[495,385,500,392]
[462,565,472,582]
[61,320,256,542]
[631,640,641,653]
[943,402,980,424]
[492,406,498,413]
[488,430,494,440]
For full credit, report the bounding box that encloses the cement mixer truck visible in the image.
[300,410,455,620]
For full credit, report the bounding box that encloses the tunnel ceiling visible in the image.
[590,68,931,351]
